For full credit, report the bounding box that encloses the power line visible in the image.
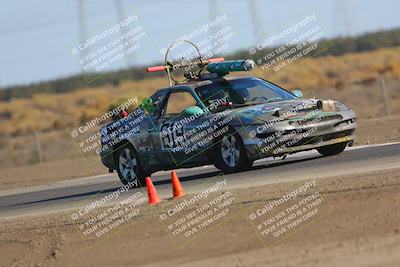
[0,0,62,24]
[0,2,128,36]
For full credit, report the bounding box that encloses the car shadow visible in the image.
[155,154,324,185]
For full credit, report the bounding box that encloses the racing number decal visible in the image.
[160,122,185,150]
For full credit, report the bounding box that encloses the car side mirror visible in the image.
[183,106,204,116]
[291,89,303,98]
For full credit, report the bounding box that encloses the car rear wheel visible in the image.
[214,131,252,173]
[317,142,347,156]
[115,143,146,187]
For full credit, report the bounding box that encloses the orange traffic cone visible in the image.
[146,177,160,205]
[171,171,185,198]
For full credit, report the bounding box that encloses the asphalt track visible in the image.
[0,142,399,220]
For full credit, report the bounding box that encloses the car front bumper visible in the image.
[239,110,357,160]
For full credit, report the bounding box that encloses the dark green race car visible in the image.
[99,73,356,187]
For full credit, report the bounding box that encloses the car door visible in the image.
[134,89,168,172]
[153,88,208,168]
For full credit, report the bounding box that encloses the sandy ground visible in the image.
[0,168,399,267]
[0,115,399,191]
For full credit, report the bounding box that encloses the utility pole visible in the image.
[379,76,391,116]
[34,131,44,164]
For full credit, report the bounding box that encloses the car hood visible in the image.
[231,99,320,124]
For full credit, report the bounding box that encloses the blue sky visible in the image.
[0,0,399,87]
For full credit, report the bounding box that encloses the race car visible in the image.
[99,50,356,187]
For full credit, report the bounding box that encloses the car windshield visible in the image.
[195,77,296,110]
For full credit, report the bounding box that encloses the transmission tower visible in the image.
[334,0,352,36]
[78,0,88,63]
[209,0,222,56]
[115,0,132,67]
[248,0,266,45]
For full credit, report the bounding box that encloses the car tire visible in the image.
[115,143,146,187]
[214,130,253,173]
[317,142,347,156]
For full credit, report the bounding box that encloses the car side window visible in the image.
[196,83,228,106]
[164,91,197,117]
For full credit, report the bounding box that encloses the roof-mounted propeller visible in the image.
[146,40,254,86]
[146,40,224,85]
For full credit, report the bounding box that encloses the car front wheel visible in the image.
[115,143,146,187]
[214,131,252,173]
[317,142,347,156]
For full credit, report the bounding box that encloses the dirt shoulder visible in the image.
[0,157,107,191]
[355,116,400,145]
[0,168,399,267]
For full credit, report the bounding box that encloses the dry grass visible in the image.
[0,77,167,136]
